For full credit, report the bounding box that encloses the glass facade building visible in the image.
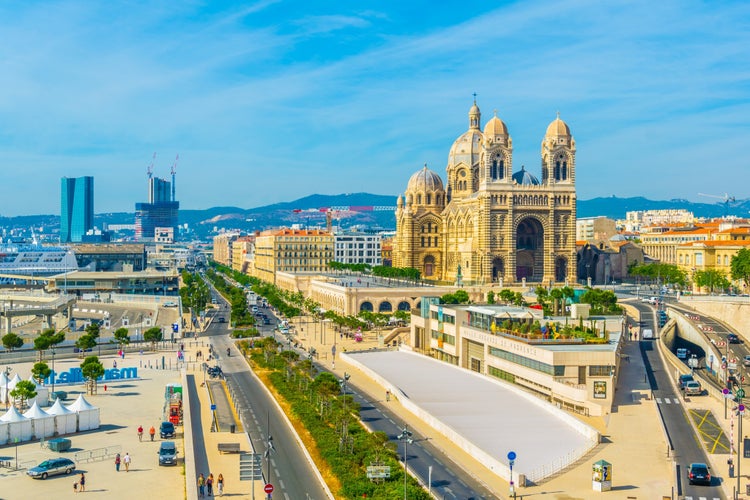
[61,176,94,243]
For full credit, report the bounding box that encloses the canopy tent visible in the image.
[7,373,22,390]
[0,420,8,445]
[0,406,33,442]
[0,371,8,407]
[24,401,55,439]
[67,394,100,431]
[47,398,77,435]
[27,376,49,408]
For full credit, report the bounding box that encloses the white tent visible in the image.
[47,398,77,435]
[27,376,49,407]
[67,394,100,431]
[7,373,22,390]
[0,406,33,442]
[24,401,55,439]
[0,420,8,445]
[0,371,8,406]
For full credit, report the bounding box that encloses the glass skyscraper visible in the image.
[61,176,94,243]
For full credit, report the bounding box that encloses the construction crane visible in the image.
[292,206,397,232]
[698,192,736,217]
[146,152,156,179]
[170,154,179,202]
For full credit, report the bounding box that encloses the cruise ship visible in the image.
[0,245,78,276]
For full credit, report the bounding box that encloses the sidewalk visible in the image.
[291,316,674,499]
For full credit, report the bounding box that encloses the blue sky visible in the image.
[0,0,748,216]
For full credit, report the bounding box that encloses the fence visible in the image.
[74,445,122,464]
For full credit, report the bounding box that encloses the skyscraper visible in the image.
[61,176,94,243]
[135,176,179,241]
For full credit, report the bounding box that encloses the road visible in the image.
[632,301,725,499]
[204,285,330,500]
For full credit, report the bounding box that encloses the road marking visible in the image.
[279,479,285,489]
[656,397,662,404]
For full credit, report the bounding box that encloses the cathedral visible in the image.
[393,101,577,286]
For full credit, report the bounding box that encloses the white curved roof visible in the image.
[48,398,75,415]
[23,401,52,419]
[67,394,97,411]
[0,405,28,422]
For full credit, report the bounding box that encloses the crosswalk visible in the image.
[683,496,721,500]
[655,397,681,405]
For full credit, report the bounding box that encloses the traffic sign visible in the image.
[717,341,726,347]
[210,404,217,411]
[737,388,746,400]
[739,404,746,415]
[507,451,516,461]
[264,483,274,494]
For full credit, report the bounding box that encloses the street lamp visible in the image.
[4,366,11,410]
[51,349,56,398]
[398,426,413,500]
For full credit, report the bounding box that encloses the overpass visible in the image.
[0,293,76,333]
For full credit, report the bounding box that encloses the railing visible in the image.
[75,445,122,463]
[524,441,598,483]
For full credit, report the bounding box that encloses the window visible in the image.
[588,365,612,376]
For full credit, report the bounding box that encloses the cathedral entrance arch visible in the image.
[423,255,436,277]
[516,217,544,282]
[555,256,568,282]
[491,257,505,283]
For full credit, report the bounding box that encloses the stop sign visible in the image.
[264,483,274,494]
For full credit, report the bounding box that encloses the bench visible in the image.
[217,443,241,454]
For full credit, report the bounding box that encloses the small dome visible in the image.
[407,165,444,193]
[545,115,571,137]
[512,166,540,186]
[483,115,508,137]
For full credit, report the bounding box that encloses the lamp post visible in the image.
[51,349,56,397]
[4,366,11,410]
[398,426,413,500]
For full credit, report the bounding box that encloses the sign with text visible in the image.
[366,465,391,479]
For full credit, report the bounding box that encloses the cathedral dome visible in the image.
[512,166,540,185]
[483,115,508,137]
[407,165,444,193]
[448,130,483,167]
[545,115,571,138]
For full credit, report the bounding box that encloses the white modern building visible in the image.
[334,233,382,266]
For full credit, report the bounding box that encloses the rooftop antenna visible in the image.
[170,154,179,202]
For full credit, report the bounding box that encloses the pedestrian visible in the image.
[217,473,224,496]
[104,384,107,392]
[198,473,206,497]
[115,453,121,472]
[73,480,78,493]
[113,360,117,369]
[206,473,214,496]
[149,425,156,441]
[79,473,86,492]
[137,425,143,441]
[123,452,131,472]
[386,390,390,402]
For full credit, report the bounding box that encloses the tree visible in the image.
[311,372,341,398]
[498,289,516,304]
[85,322,101,339]
[694,269,730,294]
[143,327,163,350]
[440,289,470,304]
[731,248,750,290]
[33,328,65,362]
[31,362,51,385]
[2,332,24,351]
[487,291,496,304]
[9,380,37,410]
[113,327,130,349]
[76,334,97,353]
[80,356,105,395]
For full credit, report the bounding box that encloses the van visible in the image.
[158,441,178,466]
[676,348,688,359]
[641,329,654,339]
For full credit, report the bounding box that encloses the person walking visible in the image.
[217,473,224,496]
[123,452,131,472]
[79,473,86,492]
[114,453,121,472]
[206,473,214,496]
[198,473,206,497]
[137,425,143,441]
[149,425,156,441]
[385,390,390,402]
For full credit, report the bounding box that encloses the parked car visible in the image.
[159,421,176,439]
[158,441,178,466]
[163,301,178,307]
[678,373,694,390]
[684,381,703,396]
[27,458,76,479]
[743,355,750,367]
[687,462,711,485]
[217,317,226,323]
[728,333,741,344]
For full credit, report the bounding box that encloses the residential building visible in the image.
[639,223,717,264]
[251,229,333,284]
[60,176,94,243]
[212,232,240,266]
[576,217,617,247]
[231,236,255,273]
[620,209,694,232]
[334,233,382,266]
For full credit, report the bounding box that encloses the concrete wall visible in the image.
[680,297,750,340]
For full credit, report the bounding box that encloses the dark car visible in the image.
[687,462,711,485]
[160,421,176,439]
[158,441,178,466]
[27,458,76,479]
[728,334,741,344]
[678,373,694,390]
[217,317,226,323]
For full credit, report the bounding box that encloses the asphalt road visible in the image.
[205,286,330,500]
[632,301,725,499]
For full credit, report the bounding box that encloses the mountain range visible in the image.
[2,193,748,241]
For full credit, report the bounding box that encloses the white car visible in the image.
[684,381,703,396]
